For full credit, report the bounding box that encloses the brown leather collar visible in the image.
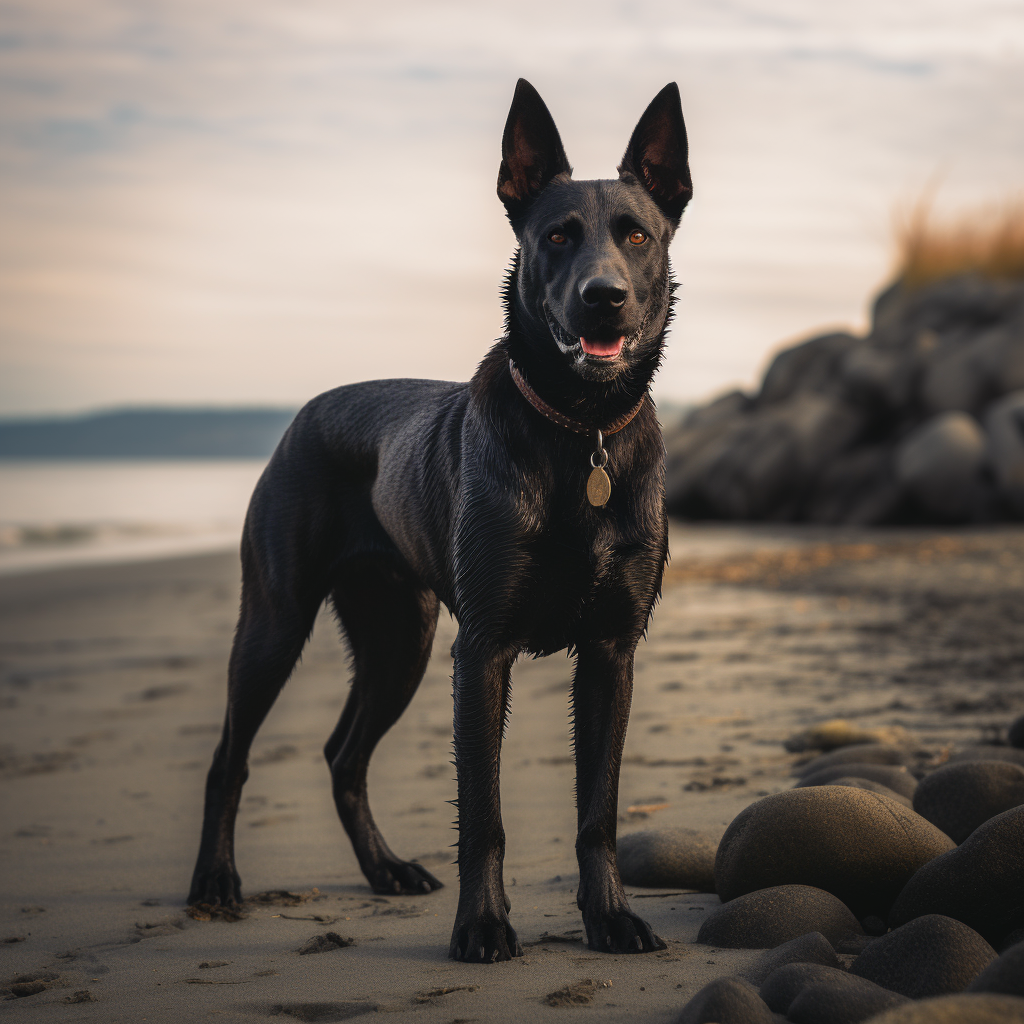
[508,359,646,436]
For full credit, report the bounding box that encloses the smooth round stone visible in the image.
[913,761,1024,844]
[617,827,717,891]
[785,721,913,754]
[968,941,1024,997]
[949,746,1024,767]
[714,787,954,920]
[696,884,863,949]
[760,963,847,1015]
[889,805,1024,948]
[742,932,842,987]
[1009,715,1024,749]
[827,777,913,809]
[856,994,1024,1023]
[796,763,918,800]
[677,977,775,1024]
[795,744,914,777]
[850,914,996,998]
[788,974,910,1024]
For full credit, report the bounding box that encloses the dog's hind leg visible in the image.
[325,557,443,895]
[188,531,329,908]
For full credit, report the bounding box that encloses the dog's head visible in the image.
[499,80,691,384]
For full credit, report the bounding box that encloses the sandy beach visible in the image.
[2,522,1023,1022]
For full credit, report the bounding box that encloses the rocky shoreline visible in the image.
[665,274,1024,525]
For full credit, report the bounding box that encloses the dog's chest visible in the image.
[515,523,625,654]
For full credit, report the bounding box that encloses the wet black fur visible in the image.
[188,79,693,963]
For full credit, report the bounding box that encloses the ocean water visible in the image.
[0,460,266,575]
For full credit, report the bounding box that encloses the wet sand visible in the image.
[2,523,1023,1021]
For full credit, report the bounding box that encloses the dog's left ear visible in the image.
[619,83,692,224]
[498,79,572,227]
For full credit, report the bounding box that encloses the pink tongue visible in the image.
[580,336,625,357]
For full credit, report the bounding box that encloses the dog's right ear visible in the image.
[497,79,572,227]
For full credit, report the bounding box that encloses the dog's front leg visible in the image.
[448,638,523,963]
[572,640,666,953]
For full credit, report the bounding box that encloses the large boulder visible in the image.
[714,787,954,920]
[695,885,862,949]
[666,392,864,519]
[913,761,1024,843]
[889,805,1024,948]
[893,411,988,521]
[616,827,717,891]
[849,915,997,998]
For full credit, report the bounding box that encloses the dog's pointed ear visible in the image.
[619,83,692,224]
[497,79,572,223]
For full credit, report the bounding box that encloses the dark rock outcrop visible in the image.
[665,274,1024,523]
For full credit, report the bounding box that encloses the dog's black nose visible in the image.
[580,277,627,309]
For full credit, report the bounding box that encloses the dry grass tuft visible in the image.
[894,195,1024,288]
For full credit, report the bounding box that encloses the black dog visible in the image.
[188,79,692,963]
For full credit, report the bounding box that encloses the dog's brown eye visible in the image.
[628,229,647,245]
[548,231,566,245]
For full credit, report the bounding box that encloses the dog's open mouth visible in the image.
[580,337,624,359]
[544,307,633,362]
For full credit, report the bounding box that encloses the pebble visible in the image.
[1009,714,1024,749]
[913,761,1024,844]
[795,763,918,800]
[889,805,1024,948]
[854,993,1024,1022]
[677,977,775,1024]
[742,932,842,986]
[617,827,717,891]
[696,885,862,949]
[824,777,913,808]
[794,744,914,777]
[714,787,954,919]
[850,914,996,998]
[967,941,1024,997]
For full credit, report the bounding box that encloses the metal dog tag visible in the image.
[587,429,611,506]
[587,465,611,506]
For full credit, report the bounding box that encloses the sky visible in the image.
[1,0,1023,416]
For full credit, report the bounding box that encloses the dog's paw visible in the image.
[369,859,443,896]
[583,908,666,953]
[187,862,242,908]
[448,913,523,963]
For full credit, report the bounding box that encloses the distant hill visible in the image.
[0,408,298,459]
